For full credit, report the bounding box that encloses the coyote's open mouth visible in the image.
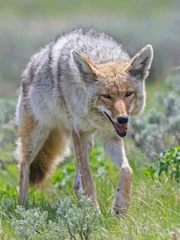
[104,112,128,137]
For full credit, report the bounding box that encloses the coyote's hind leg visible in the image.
[17,114,49,206]
[72,131,97,206]
[73,134,94,199]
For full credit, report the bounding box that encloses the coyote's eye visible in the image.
[101,94,112,100]
[125,92,133,97]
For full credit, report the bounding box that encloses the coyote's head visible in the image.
[71,45,153,137]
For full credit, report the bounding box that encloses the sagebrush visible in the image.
[130,70,180,159]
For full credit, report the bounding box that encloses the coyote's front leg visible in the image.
[72,130,97,206]
[104,137,133,215]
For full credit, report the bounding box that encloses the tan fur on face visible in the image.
[96,62,138,118]
[97,62,129,90]
[105,98,130,118]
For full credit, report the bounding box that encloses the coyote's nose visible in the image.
[117,116,128,125]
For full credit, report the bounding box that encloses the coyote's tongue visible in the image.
[113,122,128,137]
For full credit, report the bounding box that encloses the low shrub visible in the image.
[12,196,102,240]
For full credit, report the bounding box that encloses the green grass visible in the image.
[0,140,179,239]
[0,80,179,239]
[0,0,177,18]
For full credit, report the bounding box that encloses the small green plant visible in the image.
[12,196,101,240]
[145,146,180,182]
[55,195,101,240]
[0,185,18,212]
[12,207,50,240]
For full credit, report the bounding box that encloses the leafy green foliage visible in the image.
[145,146,180,182]
[51,159,76,188]
[51,144,117,190]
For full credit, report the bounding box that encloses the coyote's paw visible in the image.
[113,192,130,216]
[113,204,129,216]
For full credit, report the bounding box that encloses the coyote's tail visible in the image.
[29,129,70,186]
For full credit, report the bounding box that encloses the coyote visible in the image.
[16,28,153,214]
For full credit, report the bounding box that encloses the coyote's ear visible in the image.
[71,50,100,82]
[126,45,153,80]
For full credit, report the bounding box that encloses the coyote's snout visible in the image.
[16,28,153,214]
[105,113,128,137]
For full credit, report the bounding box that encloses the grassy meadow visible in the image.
[0,1,180,239]
[0,80,179,239]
